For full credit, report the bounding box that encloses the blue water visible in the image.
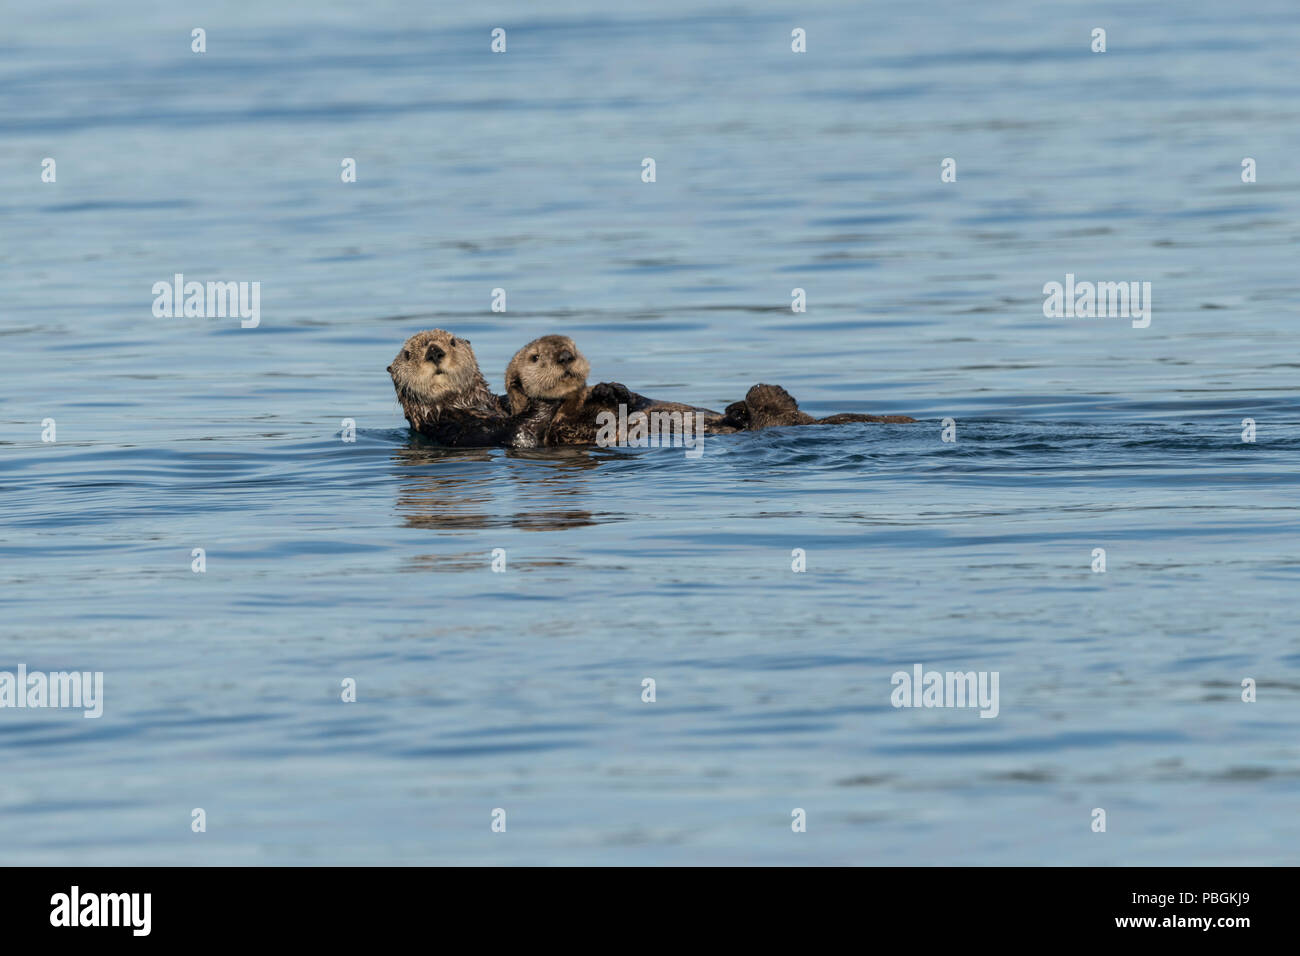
[2,0,1299,864]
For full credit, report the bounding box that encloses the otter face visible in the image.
[388,330,485,423]
[505,335,592,414]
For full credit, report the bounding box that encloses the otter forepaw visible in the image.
[719,400,751,430]
[589,381,634,407]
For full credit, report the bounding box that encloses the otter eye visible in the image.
[530,354,538,363]
[450,338,458,347]
[402,350,410,360]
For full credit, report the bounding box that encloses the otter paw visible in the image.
[720,400,751,429]
[589,381,634,407]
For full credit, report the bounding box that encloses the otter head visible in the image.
[387,329,490,428]
[504,335,592,414]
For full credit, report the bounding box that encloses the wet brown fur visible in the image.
[718,384,917,430]
[505,335,727,445]
[388,329,553,447]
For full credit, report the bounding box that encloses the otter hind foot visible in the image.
[740,383,815,428]
[726,383,917,430]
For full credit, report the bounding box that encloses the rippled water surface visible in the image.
[2,0,1299,864]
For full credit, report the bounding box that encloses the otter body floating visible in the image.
[388,331,916,448]
[721,384,917,429]
[506,334,730,445]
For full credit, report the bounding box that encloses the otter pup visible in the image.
[719,383,917,430]
[505,335,727,445]
[388,329,553,447]
[503,334,593,415]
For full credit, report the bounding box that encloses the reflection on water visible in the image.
[391,444,606,534]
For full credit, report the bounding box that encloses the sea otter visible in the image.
[719,383,917,429]
[388,329,553,447]
[504,334,730,445]
[502,334,593,415]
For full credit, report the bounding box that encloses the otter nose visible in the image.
[557,349,574,365]
[428,345,446,363]
[386,364,393,374]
